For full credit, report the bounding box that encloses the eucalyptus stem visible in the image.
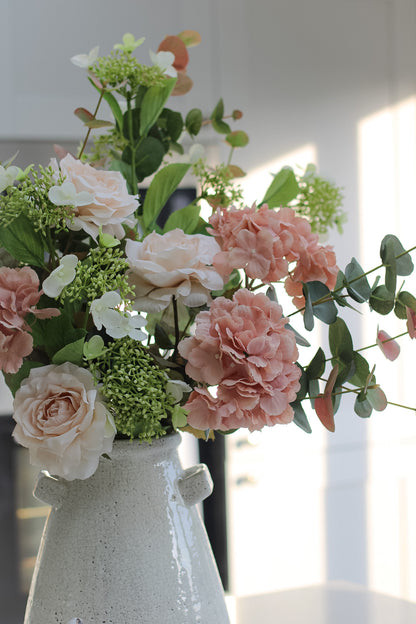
[78,88,106,159]
[172,296,180,353]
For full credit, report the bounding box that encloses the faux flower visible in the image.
[70,46,99,69]
[0,165,20,193]
[179,289,301,431]
[126,229,224,312]
[90,291,147,341]
[12,363,116,481]
[0,329,33,374]
[114,33,145,53]
[42,255,78,298]
[48,180,93,208]
[149,50,177,77]
[376,328,400,361]
[406,307,416,338]
[0,266,59,331]
[50,154,138,240]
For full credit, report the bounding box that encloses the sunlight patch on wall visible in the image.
[358,96,416,602]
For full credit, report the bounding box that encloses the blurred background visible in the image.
[1,0,416,620]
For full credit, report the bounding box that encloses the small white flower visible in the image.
[70,46,99,69]
[48,180,93,207]
[42,255,78,298]
[0,165,21,193]
[166,379,192,403]
[90,292,147,341]
[149,50,177,78]
[188,143,205,164]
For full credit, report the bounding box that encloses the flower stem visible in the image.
[78,88,106,159]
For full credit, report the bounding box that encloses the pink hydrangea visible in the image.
[0,266,59,374]
[208,205,339,299]
[178,289,301,431]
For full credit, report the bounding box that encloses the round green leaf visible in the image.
[369,285,395,315]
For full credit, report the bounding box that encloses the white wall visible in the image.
[1,0,416,603]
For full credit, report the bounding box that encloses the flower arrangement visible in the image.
[1,31,415,481]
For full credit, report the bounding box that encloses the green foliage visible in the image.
[185,108,203,136]
[63,247,133,305]
[293,164,345,235]
[291,401,312,434]
[261,167,299,208]
[89,337,177,441]
[211,98,231,134]
[141,163,191,233]
[163,203,201,234]
[344,258,371,303]
[92,50,168,94]
[192,159,244,208]
[302,281,338,330]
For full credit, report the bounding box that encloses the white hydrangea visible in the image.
[90,291,147,341]
[42,255,78,298]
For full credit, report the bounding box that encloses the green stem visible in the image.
[356,331,408,353]
[172,296,180,353]
[78,89,106,159]
[126,96,138,195]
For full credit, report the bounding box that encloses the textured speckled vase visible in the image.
[24,433,230,624]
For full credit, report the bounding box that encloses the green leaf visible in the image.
[109,159,135,193]
[164,109,184,143]
[380,234,413,276]
[134,136,165,181]
[261,167,300,208]
[83,119,113,129]
[83,335,106,360]
[142,163,191,232]
[366,386,387,411]
[102,90,124,130]
[32,313,86,359]
[329,317,354,364]
[0,215,46,266]
[296,364,308,401]
[302,283,315,331]
[308,378,320,408]
[398,290,416,312]
[212,118,231,134]
[354,392,373,418]
[305,347,326,380]
[291,401,312,434]
[74,107,94,123]
[122,108,141,143]
[369,285,395,315]
[344,258,371,303]
[3,360,44,397]
[348,351,371,387]
[306,281,338,324]
[140,78,177,137]
[225,130,249,148]
[163,203,201,234]
[286,324,311,347]
[211,98,225,121]
[185,108,203,136]
[154,323,174,349]
[52,337,85,366]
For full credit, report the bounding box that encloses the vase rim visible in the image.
[108,431,181,457]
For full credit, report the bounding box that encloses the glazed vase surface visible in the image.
[24,433,230,624]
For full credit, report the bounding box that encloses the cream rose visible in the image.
[12,362,116,481]
[50,154,138,240]
[126,229,225,313]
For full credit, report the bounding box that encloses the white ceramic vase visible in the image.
[24,433,230,624]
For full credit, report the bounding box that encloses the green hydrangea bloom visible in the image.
[89,337,176,441]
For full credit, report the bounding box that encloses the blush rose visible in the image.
[126,229,224,313]
[13,363,116,481]
[51,154,138,240]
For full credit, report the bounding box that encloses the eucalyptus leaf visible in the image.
[369,284,395,315]
[344,258,371,302]
[225,130,249,148]
[286,324,311,347]
[291,401,312,434]
[354,392,373,418]
[348,351,371,387]
[302,283,315,331]
[308,378,320,408]
[306,281,338,324]
[185,108,203,136]
[397,290,416,312]
[305,347,326,380]
[328,317,354,364]
[380,234,413,276]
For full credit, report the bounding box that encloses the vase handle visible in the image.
[177,463,213,507]
[33,471,68,509]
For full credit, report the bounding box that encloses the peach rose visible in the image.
[126,229,224,312]
[13,363,116,480]
[51,154,138,240]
